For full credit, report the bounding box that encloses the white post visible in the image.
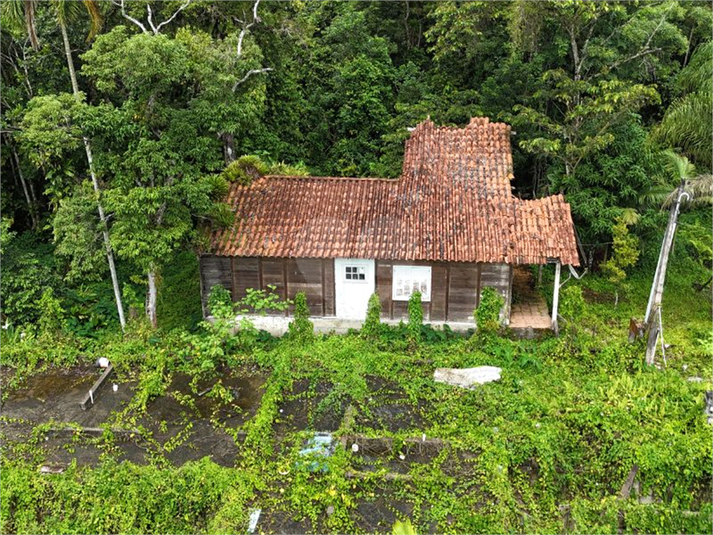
[552,261,561,335]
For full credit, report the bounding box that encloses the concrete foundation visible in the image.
[225,315,476,336]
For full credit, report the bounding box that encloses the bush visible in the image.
[38,287,65,337]
[475,287,504,335]
[207,285,233,320]
[221,155,270,185]
[361,293,382,340]
[288,292,313,342]
[408,291,423,345]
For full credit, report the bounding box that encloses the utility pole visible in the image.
[644,181,689,365]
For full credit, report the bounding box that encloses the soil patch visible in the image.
[274,378,349,435]
[355,377,430,432]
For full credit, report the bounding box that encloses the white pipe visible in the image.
[552,261,561,334]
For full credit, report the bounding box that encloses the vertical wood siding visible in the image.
[199,255,232,312]
[201,256,513,323]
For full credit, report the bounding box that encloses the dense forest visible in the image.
[1,0,711,328]
[1,1,712,534]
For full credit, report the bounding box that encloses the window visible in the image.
[345,265,366,281]
[392,265,431,301]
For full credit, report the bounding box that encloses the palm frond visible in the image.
[654,92,713,170]
[24,0,39,50]
[619,208,641,226]
[662,175,713,208]
[0,0,25,33]
[82,0,102,41]
[678,41,713,95]
[661,149,696,181]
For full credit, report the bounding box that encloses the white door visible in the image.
[334,258,375,320]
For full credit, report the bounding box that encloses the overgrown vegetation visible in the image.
[475,287,505,336]
[0,1,711,533]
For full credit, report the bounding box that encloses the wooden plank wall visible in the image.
[447,263,479,322]
[199,255,232,311]
[201,255,513,322]
[375,260,445,322]
[286,259,324,315]
[374,260,512,323]
[201,256,336,317]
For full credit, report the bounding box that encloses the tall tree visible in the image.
[80,25,255,326]
[654,41,712,171]
[2,0,128,330]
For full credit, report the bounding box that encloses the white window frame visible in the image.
[344,265,367,283]
[392,265,432,302]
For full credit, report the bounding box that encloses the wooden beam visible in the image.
[282,258,289,317]
[552,261,561,335]
[321,259,326,317]
[444,264,450,322]
[80,364,114,410]
[230,257,238,301]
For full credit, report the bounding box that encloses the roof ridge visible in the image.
[260,175,398,182]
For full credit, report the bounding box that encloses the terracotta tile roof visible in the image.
[211,117,580,266]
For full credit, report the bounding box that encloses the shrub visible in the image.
[221,155,270,185]
[408,291,423,345]
[207,285,233,320]
[361,293,382,340]
[288,292,313,342]
[475,287,503,336]
[38,287,65,337]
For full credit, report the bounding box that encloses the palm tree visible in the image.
[654,42,712,171]
[2,0,127,331]
[642,150,711,365]
[642,150,713,209]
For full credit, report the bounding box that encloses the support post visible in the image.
[552,261,561,335]
[645,306,660,366]
[644,181,688,326]
[643,181,689,365]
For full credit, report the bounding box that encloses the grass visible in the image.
[1,263,711,534]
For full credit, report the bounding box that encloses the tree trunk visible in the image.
[644,181,687,365]
[146,269,158,329]
[60,21,126,331]
[10,144,39,230]
[222,133,236,164]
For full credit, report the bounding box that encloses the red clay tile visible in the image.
[211,118,580,266]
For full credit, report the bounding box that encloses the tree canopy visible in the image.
[1,0,711,328]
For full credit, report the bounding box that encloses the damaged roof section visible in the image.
[211,117,580,266]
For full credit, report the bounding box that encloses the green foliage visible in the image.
[361,292,383,340]
[393,518,417,535]
[475,286,504,335]
[0,231,63,326]
[288,292,314,343]
[601,217,640,304]
[155,250,203,331]
[52,184,107,283]
[559,285,586,341]
[407,291,423,345]
[221,155,270,185]
[37,287,65,336]
[207,285,233,321]
[655,41,713,170]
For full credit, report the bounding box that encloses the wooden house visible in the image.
[200,118,579,332]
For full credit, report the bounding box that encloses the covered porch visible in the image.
[508,265,558,336]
